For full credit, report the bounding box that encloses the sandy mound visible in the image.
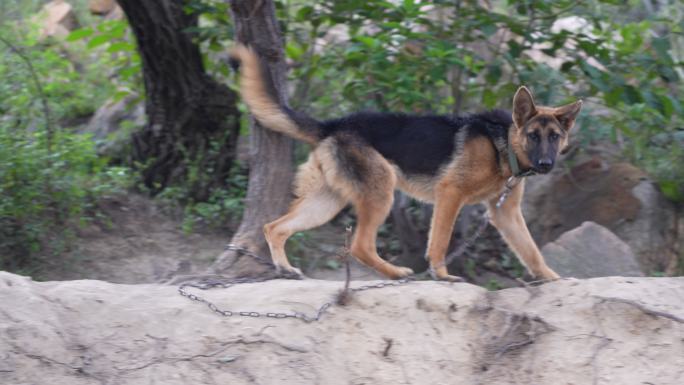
[1,272,682,384]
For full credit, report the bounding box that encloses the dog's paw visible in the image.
[539,269,561,281]
[429,268,465,282]
[392,266,414,279]
[275,265,304,280]
[437,274,465,283]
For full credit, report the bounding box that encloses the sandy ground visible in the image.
[1,273,682,384]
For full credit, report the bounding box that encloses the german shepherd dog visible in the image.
[230,45,582,281]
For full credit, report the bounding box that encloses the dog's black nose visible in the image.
[536,158,554,172]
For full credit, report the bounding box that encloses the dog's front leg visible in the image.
[425,183,465,281]
[487,181,560,280]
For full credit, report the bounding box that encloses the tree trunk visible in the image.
[208,0,295,277]
[117,0,240,200]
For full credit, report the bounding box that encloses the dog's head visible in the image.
[511,86,582,174]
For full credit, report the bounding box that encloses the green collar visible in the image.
[507,142,536,178]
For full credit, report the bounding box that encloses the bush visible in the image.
[0,21,133,273]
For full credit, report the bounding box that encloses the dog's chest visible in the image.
[463,176,508,204]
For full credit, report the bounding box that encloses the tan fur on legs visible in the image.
[263,154,347,275]
[486,180,560,280]
[350,195,414,279]
[425,182,465,281]
[339,144,414,279]
[264,189,346,275]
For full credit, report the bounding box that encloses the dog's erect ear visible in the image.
[512,86,537,129]
[553,100,583,131]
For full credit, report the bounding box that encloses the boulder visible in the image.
[38,0,80,39]
[89,0,117,15]
[542,221,643,278]
[1,272,682,384]
[89,0,123,20]
[523,158,680,274]
[83,94,145,157]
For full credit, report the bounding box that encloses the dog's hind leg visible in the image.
[264,188,346,276]
[350,191,415,279]
[336,148,413,279]
[486,181,560,280]
[264,155,347,276]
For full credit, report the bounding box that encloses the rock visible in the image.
[542,221,643,278]
[89,0,117,15]
[620,180,681,274]
[38,0,80,39]
[89,0,123,20]
[523,158,680,274]
[83,94,145,157]
[1,272,682,384]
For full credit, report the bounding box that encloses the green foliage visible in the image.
[156,163,248,233]
[0,16,133,272]
[66,19,142,101]
[485,279,504,291]
[0,125,132,273]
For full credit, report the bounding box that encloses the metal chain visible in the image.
[178,178,521,322]
[496,175,522,209]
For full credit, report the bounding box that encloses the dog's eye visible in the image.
[527,133,540,142]
[549,132,560,141]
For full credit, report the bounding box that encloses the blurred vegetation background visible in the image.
[0,0,682,283]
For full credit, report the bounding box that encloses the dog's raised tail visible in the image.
[229,44,321,145]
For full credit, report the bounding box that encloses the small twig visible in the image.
[382,338,393,357]
[593,296,684,324]
[336,226,353,305]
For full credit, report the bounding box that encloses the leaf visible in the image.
[658,180,683,202]
[119,66,140,80]
[480,23,498,37]
[623,85,643,104]
[560,61,574,73]
[107,21,127,39]
[67,28,93,42]
[485,63,502,84]
[285,42,304,60]
[507,40,522,59]
[87,35,111,49]
[355,35,377,48]
[295,6,314,22]
[106,42,135,53]
[112,90,131,103]
[482,89,497,108]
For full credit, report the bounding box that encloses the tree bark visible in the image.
[208,0,295,277]
[117,0,240,200]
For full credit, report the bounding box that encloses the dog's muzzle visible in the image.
[535,158,554,174]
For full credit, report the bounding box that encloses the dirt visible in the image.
[38,194,226,283]
[35,193,379,284]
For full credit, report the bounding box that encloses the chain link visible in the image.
[496,175,523,209]
[179,181,519,322]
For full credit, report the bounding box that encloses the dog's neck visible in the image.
[501,126,535,178]
[506,141,535,178]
